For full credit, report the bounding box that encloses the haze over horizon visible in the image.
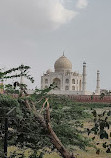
[0,0,111,92]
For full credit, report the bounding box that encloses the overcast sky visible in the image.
[0,0,111,92]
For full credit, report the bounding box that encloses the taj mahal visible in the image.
[41,54,100,95]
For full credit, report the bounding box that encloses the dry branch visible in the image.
[25,98,75,158]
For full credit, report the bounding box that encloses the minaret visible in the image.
[82,62,87,94]
[95,70,100,95]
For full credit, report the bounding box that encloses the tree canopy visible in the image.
[0,65,91,158]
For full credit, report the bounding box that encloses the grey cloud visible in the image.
[0,0,77,31]
[76,0,88,9]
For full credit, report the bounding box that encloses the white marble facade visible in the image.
[41,54,100,95]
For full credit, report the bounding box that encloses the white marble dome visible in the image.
[54,55,72,72]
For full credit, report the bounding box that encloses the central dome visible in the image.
[54,55,72,72]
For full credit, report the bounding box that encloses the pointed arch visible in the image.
[53,78,61,90]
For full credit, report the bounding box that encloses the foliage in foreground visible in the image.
[0,94,92,157]
[0,65,92,158]
[87,109,111,154]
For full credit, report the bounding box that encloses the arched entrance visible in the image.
[53,78,61,90]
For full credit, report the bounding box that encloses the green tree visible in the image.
[0,65,91,158]
[87,109,111,154]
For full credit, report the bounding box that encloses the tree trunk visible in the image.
[45,101,73,158]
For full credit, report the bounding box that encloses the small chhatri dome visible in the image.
[83,61,86,65]
[97,70,100,74]
[46,69,52,74]
[54,54,72,72]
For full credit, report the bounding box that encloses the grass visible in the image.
[7,100,111,158]
[75,102,111,109]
